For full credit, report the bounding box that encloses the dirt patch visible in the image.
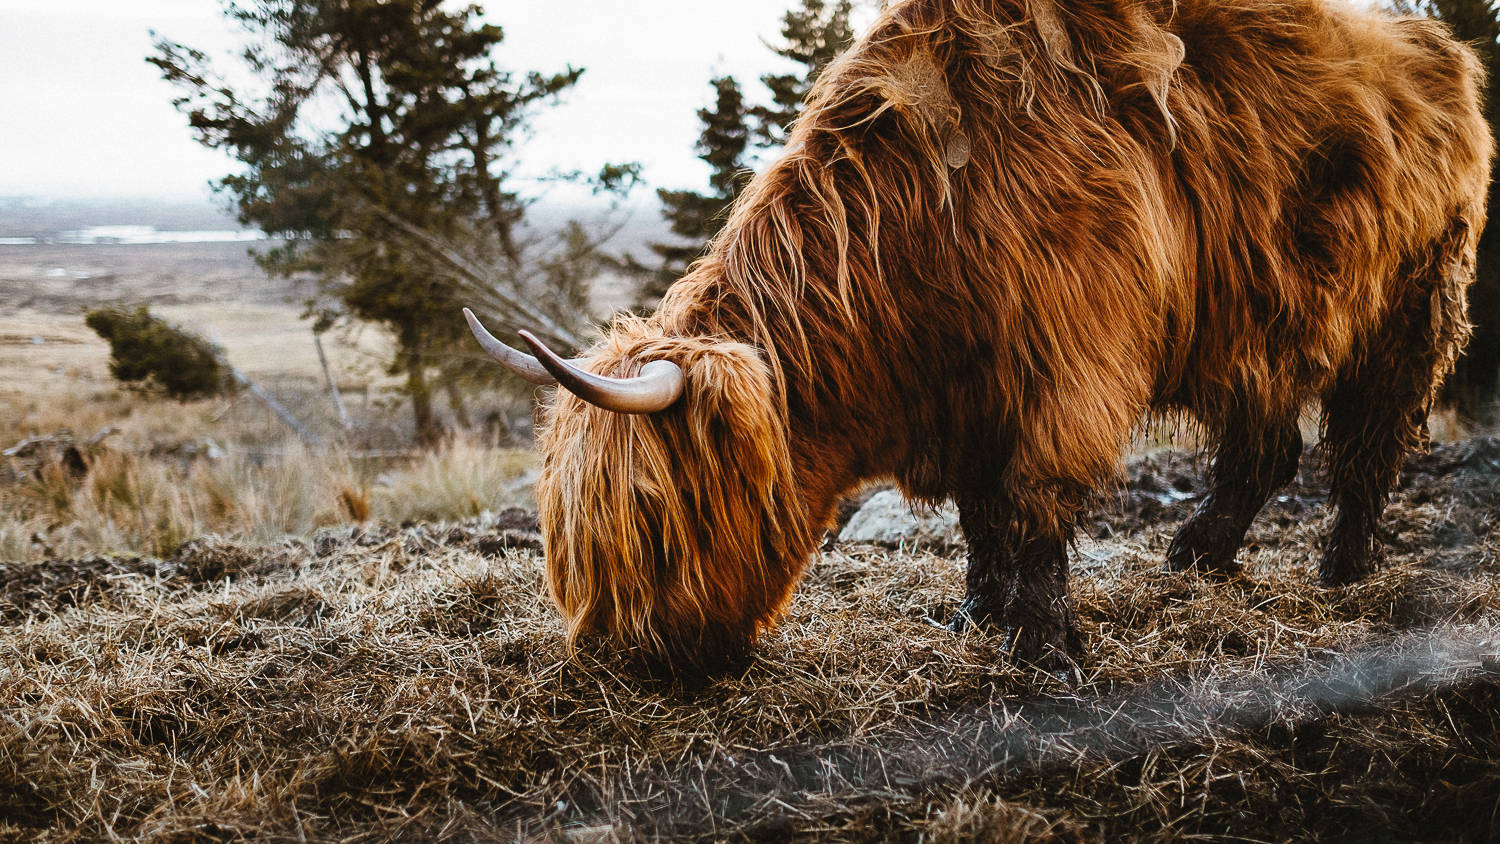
[0,553,171,620]
[170,534,310,583]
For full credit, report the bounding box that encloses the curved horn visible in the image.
[463,308,556,386]
[518,329,684,414]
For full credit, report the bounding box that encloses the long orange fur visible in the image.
[536,0,1491,669]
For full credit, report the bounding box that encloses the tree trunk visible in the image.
[400,324,441,446]
[314,331,354,430]
[468,114,522,272]
[444,380,474,430]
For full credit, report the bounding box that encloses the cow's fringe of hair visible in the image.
[536,318,814,669]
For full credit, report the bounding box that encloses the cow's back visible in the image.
[659,0,1490,502]
[1148,0,1488,411]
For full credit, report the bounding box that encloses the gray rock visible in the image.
[837,490,964,550]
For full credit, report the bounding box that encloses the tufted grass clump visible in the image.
[2,433,536,561]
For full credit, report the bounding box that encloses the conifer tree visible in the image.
[84,306,229,402]
[646,77,755,301]
[752,0,857,146]
[639,0,858,307]
[151,0,611,443]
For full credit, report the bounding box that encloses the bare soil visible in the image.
[1,437,1497,842]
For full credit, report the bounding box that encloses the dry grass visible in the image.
[389,439,538,522]
[0,339,538,561]
[1,437,1498,842]
[0,436,536,562]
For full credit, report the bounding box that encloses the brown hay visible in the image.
[1,438,1498,841]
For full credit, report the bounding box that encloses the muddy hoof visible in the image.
[1318,538,1380,587]
[1163,546,1244,579]
[949,599,1002,633]
[1317,555,1374,587]
[951,600,1083,682]
[1003,626,1082,684]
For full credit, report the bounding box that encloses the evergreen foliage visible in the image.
[752,0,858,145]
[647,77,755,300]
[639,0,858,307]
[150,0,619,443]
[84,306,231,401]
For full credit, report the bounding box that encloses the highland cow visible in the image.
[467,0,1491,673]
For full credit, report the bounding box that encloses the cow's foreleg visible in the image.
[953,494,1080,672]
[1165,416,1302,576]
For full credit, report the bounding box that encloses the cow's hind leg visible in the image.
[1320,223,1472,586]
[1318,376,1432,586]
[1165,415,1302,576]
[1320,361,1445,585]
[953,492,1082,673]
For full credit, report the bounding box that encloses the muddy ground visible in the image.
[1,437,1499,842]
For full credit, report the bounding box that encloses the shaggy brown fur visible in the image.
[535,0,1491,671]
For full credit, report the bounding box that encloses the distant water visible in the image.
[52,225,265,245]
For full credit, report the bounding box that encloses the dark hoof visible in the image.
[1163,547,1244,580]
[948,600,1000,633]
[1317,560,1373,588]
[1318,543,1379,587]
[954,610,1081,677]
[1004,627,1083,684]
[949,613,985,635]
[951,600,1083,683]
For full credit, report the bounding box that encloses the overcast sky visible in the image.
[0,0,852,204]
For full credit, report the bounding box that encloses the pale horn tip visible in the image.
[463,308,557,386]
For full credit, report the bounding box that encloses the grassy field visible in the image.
[0,237,389,393]
[0,232,538,563]
[2,206,1499,842]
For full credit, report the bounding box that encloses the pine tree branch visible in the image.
[370,205,587,351]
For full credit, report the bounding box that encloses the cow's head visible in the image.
[466,309,815,671]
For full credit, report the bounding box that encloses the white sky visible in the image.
[0,0,835,203]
